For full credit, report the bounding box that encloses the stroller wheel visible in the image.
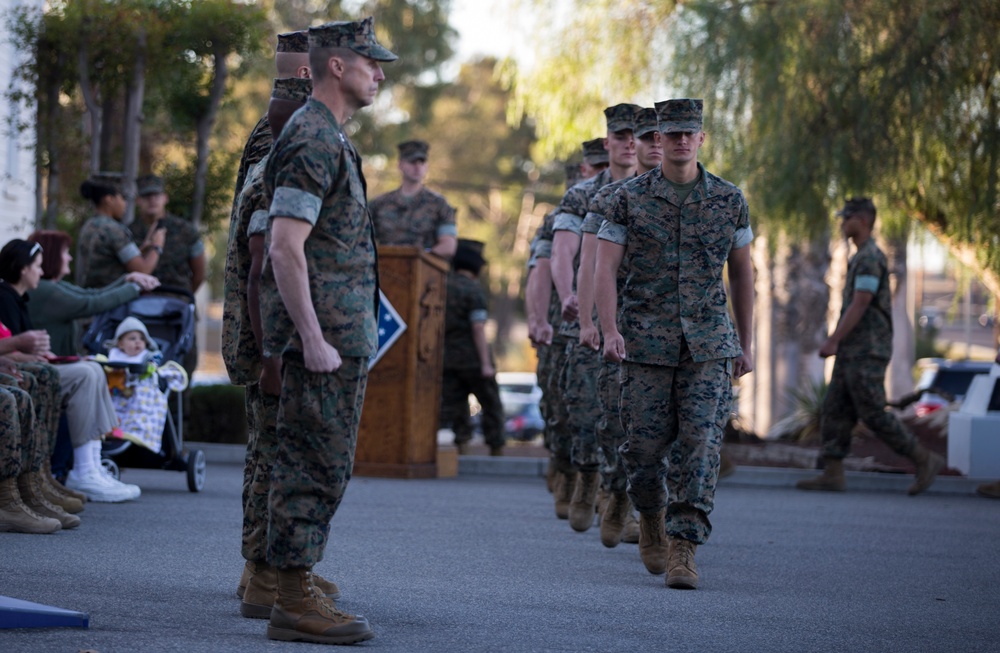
[102,457,120,480]
[186,449,206,493]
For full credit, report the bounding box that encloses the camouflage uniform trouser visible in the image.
[560,341,602,472]
[440,368,505,449]
[534,344,551,449]
[544,338,574,473]
[16,362,61,465]
[821,356,915,459]
[619,358,731,545]
[597,360,628,493]
[242,382,279,563]
[0,382,34,479]
[267,356,368,570]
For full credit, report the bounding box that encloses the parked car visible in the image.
[911,358,994,417]
[504,402,545,441]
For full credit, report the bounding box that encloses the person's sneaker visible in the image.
[94,465,141,500]
[65,469,133,503]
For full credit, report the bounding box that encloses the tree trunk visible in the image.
[881,231,914,401]
[41,60,62,228]
[191,45,229,229]
[121,27,147,226]
[746,232,831,438]
[77,26,101,177]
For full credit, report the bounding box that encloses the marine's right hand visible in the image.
[603,332,626,363]
[561,294,579,322]
[304,340,342,374]
[529,321,553,347]
[579,324,600,351]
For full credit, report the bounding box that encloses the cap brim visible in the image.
[354,44,398,62]
[660,121,703,133]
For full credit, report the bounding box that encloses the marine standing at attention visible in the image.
[258,17,396,645]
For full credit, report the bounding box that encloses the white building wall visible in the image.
[0,0,43,243]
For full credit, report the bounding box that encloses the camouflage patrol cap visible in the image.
[655,98,703,133]
[397,140,429,162]
[836,197,877,220]
[276,31,308,53]
[604,103,640,132]
[634,107,659,138]
[581,138,608,165]
[136,174,165,196]
[271,77,312,103]
[308,17,398,62]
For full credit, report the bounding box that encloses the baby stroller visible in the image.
[81,286,206,492]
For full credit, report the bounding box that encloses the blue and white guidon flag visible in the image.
[369,290,406,370]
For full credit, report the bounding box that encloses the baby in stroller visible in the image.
[101,317,188,453]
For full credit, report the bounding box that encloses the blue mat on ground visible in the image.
[0,595,89,629]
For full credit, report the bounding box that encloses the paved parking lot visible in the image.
[1,462,998,652]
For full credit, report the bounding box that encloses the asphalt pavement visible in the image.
[1,458,997,653]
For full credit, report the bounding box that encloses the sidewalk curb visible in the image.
[189,442,992,496]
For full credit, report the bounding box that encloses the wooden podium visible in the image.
[354,246,448,478]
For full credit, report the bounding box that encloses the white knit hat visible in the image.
[112,316,159,351]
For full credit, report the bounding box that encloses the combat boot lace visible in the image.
[666,537,699,590]
[268,568,373,645]
[795,457,846,492]
[0,477,61,534]
[638,510,668,575]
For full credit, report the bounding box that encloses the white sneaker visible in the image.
[65,469,133,503]
[97,467,141,500]
[90,442,141,500]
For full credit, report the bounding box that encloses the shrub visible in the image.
[186,384,247,444]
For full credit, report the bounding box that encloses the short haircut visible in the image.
[309,47,358,81]
[28,230,72,280]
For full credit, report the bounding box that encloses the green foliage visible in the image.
[508,0,678,162]
[672,0,1000,274]
[186,383,247,444]
[768,379,829,444]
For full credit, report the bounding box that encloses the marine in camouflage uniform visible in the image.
[222,77,312,574]
[259,25,391,574]
[527,139,607,510]
[798,198,944,496]
[129,186,205,292]
[440,241,505,453]
[231,31,310,211]
[596,99,755,588]
[550,104,637,531]
[369,140,458,255]
[76,215,144,289]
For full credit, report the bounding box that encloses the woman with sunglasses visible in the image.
[0,239,141,504]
